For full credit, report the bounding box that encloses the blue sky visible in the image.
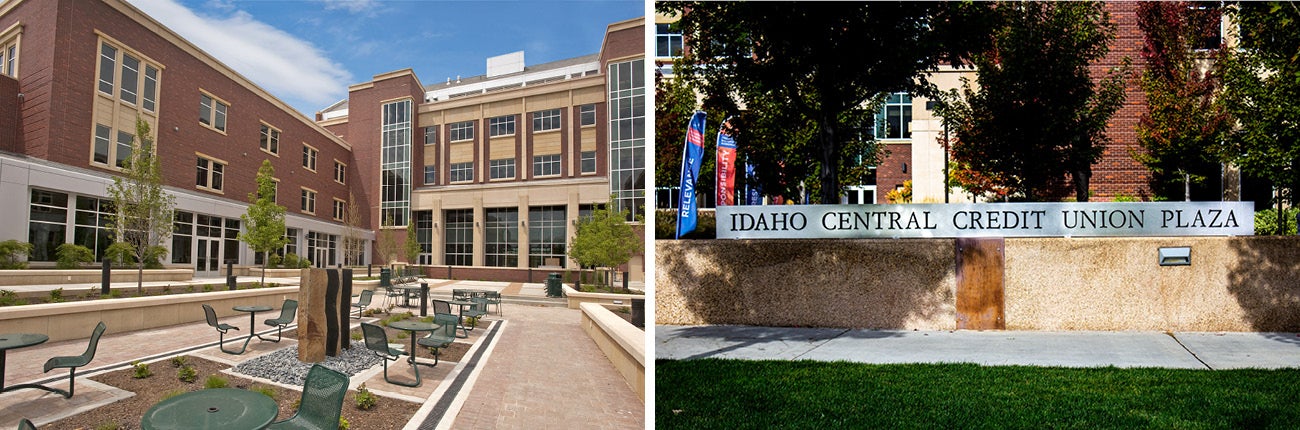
[126,0,644,116]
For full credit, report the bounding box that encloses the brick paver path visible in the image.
[449,304,644,429]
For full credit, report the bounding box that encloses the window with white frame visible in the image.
[424,165,437,185]
[488,115,515,137]
[334,160,346,184]
[92,124,111,165]
[532,109,561,132]
[260,123,280,155]
[380,99,412,226]
[449,121,474,141]
[302,144,318,171]
[528,206,566,268]
[114,130,133,168]
[95,40,160,112]
[424,125,439,145]
[0,30,18,78]
[98,44,116,94]
[489,158,515,180]
[608,58,645,221]
[333,198,345,221]
[656,23,684,58]
[580,150,597,174]
[484,208,518,267]
[444,209,473,266]
[120,53,139,105]
[195,155,226,192]
[450,162,474,183]
[874,92,912,140]
[580,104,597,126]
[199,92,228,132]
[533,154,560,177]
[300,188,317,214]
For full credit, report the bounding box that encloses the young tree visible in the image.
[661,2,996,204]
[1135,2,1230,201]
[375,214,399,267]
[404,217,421,265]
[238,160,288,286]
[1219,2,1300,234]
[569,199,641,291]
[106,117,175,293]
[340,191,367,266]
[945,1,1127,201]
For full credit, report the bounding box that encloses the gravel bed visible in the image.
[233,345,381,386]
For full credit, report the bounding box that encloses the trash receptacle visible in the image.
[545,273,562,298]
[379,268,392,288]
[631,298,644,328]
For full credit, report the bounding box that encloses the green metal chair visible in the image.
[360,323,418,387]
[463,297,489,330]
[17,418,36,430]
[416,313,459,366]
[351,289,373,318]
[202,304,245,354]
[42,321,106,398]
[484,290,503,316]
[432,299,469,338]
[262,299,297,342]
[265,364,348,430]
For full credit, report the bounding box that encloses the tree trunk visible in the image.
[1184,172,1191,202]
[1073,168,1091,202]
[817,114,840,204]
[261,257,267,286]
[136,261,144,295]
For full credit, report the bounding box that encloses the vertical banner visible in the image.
[716,121,737,206]
[745,162,761,205]
[676,111,707,239]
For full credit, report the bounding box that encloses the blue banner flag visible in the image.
[676,111,707,239]
[745,162,762,205]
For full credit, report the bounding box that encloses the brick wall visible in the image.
[1090,2,1152,200]
[0,76,17,152]
[876,143,912,203]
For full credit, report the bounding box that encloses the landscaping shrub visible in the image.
[170,355,188,368]
[655,209,716,239]
[49,288,65,303]
[354,383,377,410]
[131,361,152,379]
[204,374,229,388]
[0,240,33,269]
[177,365,197,383]
[55,243,94,269]
[0,290,24,307]
[1255,208,1299,235]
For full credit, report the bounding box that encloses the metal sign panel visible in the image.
[716,202,1255,239]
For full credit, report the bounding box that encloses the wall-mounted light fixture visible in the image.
[1158,246,1191,266]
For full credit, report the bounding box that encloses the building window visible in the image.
[414,211,433,265]
[380,99,412,226]
[656,23,684,58]
[120,54,139,105]
[489,158,515,180]
[28,189,68,262]
[488,115,515,137]
[334,160,346,184]
[333,199,345,221]
[528,206,566,268]
[260,123,280,155]
[875,92,912,140]
[532,109,561,132]
[608,58,646,221]
[0,30,18,78]
[450,121,474,142]
[424,125,439,145]
[195,154,225,192]
[533,154,560,177]
[581,150,597,174]
[284,227,299,258]
[424,165,437,185]
[98,44,116,94]
[444,209,473,266]
[301,188,317,214]
[450,162,474,183]
[199,92,228,132]
[142,65,158,112]
[93,125,112,165]
[172,211,192,264]
[580,104,597,126]
[484,208,518,267]
[302,144,318,171]
[114,130,133,168]
[73,196,116,262]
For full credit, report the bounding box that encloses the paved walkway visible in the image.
[0,278,644,428]
[657,325,1300,369]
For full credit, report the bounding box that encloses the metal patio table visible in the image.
[233,305,274,347]
[0,333,49,393]
[140,388,277,429]
[387,320,440,367]
[446,299,476,338]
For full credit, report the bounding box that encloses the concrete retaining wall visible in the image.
[579,302,645,401]
[0,287,298,342]
[563,285,645,309]
[0,269,194,286]
[656,236,1300,332]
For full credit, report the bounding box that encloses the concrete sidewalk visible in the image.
[656,325,1300,370]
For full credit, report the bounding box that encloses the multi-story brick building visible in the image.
[0,0,645,281]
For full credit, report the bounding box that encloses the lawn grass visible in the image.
[656,359,1300,429]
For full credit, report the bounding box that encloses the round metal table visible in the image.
[234,305,273,343]
[0,333,48,392]
[140,388,278,429]
[387,320,439,365]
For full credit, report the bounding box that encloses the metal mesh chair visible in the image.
[17,418,36,430]
[360,323,418,387]
[416,313,459,366]
[432,299,468,338]
[202,304,244,354]
[351,290,373,318]
[484,290,503,315]
[262,299,297,342]
[266,364,349,430]
[39,321,106,398]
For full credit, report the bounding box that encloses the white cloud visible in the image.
[319,0,378,15]
[127,0,352,114]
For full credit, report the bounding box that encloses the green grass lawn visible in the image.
[656,359,1300,429]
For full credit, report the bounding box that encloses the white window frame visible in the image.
[580,104,597,127]
[533,154,561,177]
[195,153,227,193]
[302,143,319,172]
[489,158,516,180]
[300,187,317,215]
[488,115,515,137]
[332,198,346,221]
[580,150,597,174]
[532,109,561,132]
[199,90,229,133]
[450,121,474,142]
[450,162,474,183]
[260,122,281,155]
[334,160,346,184]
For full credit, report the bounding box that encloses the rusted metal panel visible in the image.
[956,237,1005,330]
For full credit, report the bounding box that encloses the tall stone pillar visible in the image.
[297,268,351,362]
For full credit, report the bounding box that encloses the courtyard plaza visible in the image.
[0,275,645,429]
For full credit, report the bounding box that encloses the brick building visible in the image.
[0,0,645,281]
